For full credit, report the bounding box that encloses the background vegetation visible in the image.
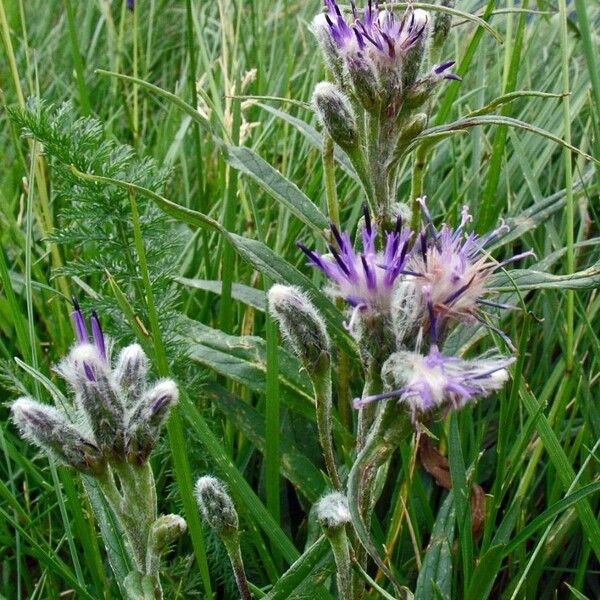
[0,0,599,598]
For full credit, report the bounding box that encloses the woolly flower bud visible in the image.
[11,398,103,474]
[310,13,344,83]
[315,492,351,531]
[402,9,430,88]
[268,284,330,373]
[69,344,126,459]
[346,55,381,112]
[114,343,148,408]
[195,476,239,536]
[148,514,187,557]
[312,82,357,150]
[126,379,178,464]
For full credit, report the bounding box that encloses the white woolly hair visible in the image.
[115,343,147,368]
[146,378,179,405]
[268,284,329,353]
[54,340,112,386]
[10,396,86,450]
[312,81,352,112]
[315,491,351,529]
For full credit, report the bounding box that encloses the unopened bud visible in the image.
[148,514,187,557]
[402,10,430,89]
[268,284,330,374]
[72,345,126,459]
[11,398,104,474]
[114,343,148,408]
[315,492,350,531]
[312,82,358,151]
[311,13,344,84]
[346,55,381,112]
[126,379,178,464]
[406,61,460,109]
[195,476,239,537]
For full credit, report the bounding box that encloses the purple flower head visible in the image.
[70,297,108,381]
[298,206,412,324]
[321,1,428,64]
[407,200,533,345]
[354,347,515,423]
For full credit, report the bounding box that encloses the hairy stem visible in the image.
[410,144,429,230]
[348,402,412,598]
[222,533,252,600]
[312,355,343,490]
[324,526,353,600]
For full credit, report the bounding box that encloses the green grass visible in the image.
[1,1,599,598]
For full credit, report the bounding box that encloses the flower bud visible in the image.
[195,476,239,537]
[72,344,126,459]
[405,61,460,109]
[268,284,330,374]
[114,343,148,408]
[402,10,430,89]
[346,55,381,112]
[11,398,104,474]
[312,82,358,151]
[148,514,187,557]
[310,13,344,84]
[126,379,178,464]
[315,492,350,531]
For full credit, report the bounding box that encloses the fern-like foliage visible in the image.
[10,99,183,358]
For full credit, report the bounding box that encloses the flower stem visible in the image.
[324,526,353,599]
[312,355,343,490]
[410,144,428,230]
[348,402,412,597]
[323,133,340,227]
[222,532,252,600]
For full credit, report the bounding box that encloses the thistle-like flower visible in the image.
[321,1,428,67]
[312,1,456,110]
[16,298,177,466]
[298,205,412,327]
[354,347,514,422]
[408,200,533,344]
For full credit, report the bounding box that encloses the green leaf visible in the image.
[262,537,335,600]
[489,262,600,292]
[224,144,329,234]
[465,545,505,600]
[519,385,600,562]
[409,115,599,165]
[69,167,355,356]
[186,319,313,401]
[176,277,266,311]
[180,393,300,561]
[415,492,455,600]
[228,233,355,356]
[466,91,568,118]
[467,482,600,600]
[206,383,328,502]
[256,102,359,182]
[184,319,351,442]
